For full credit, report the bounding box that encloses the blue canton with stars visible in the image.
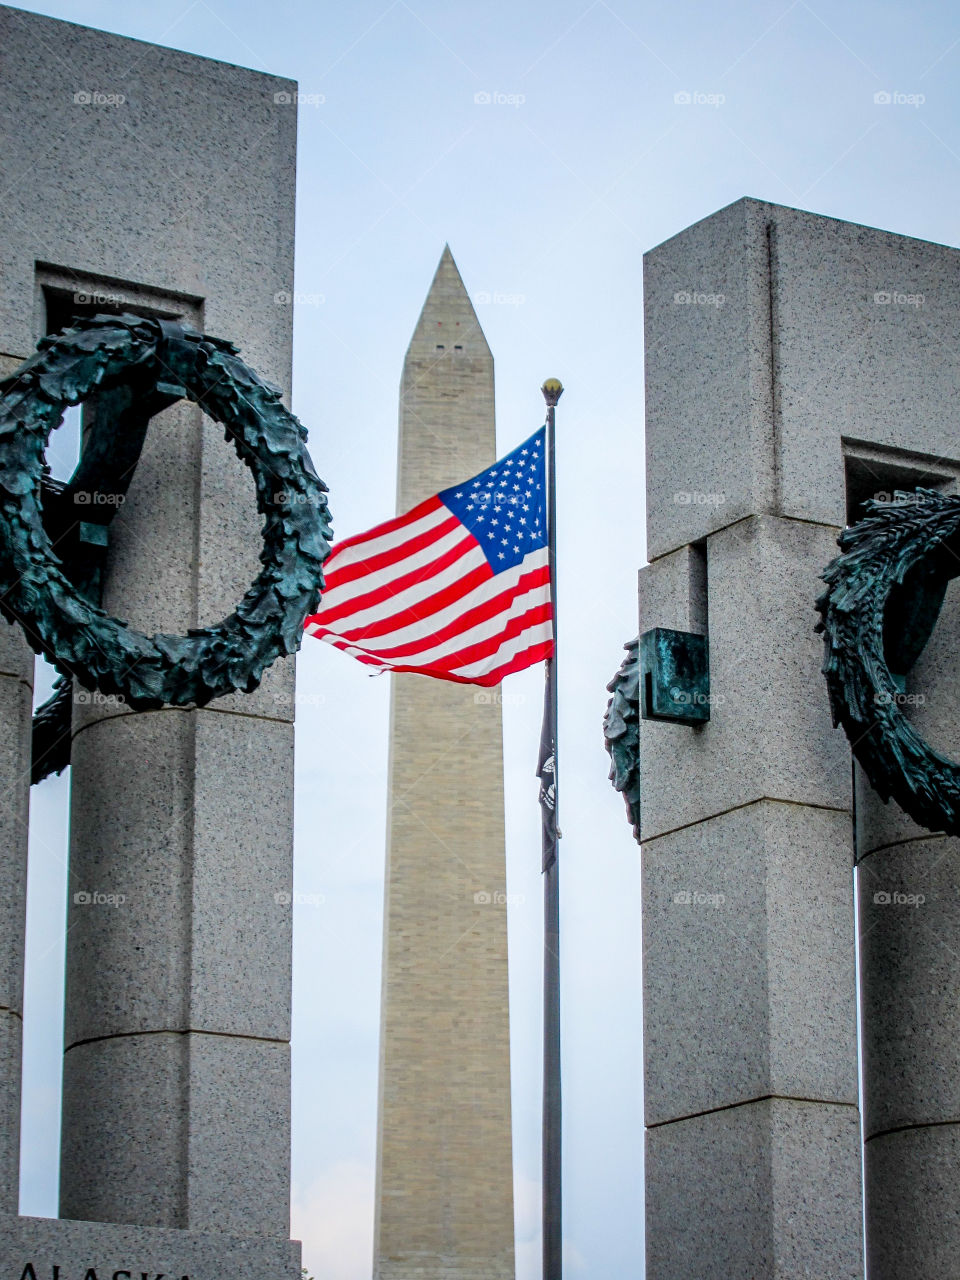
[439,427,548,573]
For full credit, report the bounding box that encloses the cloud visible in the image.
[514,1172,545,1280]
[513,1170,586,1277]
[292,1160,375,1280]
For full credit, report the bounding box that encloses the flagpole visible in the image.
[541,376,563,1280]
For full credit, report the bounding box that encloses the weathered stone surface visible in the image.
[0,2,300,1248]
[375,249,515,1280]
[637,542,707,636]
[859,835,960,1138]
[770,205,960,532]
[646,1099,862,1280]
[856,574,960,855]
[0,663,33,1216]
[61,1035,186,1228]
[852,502,960,1275]
[61,1032,290,1234]
[0,675,33,1014]
[643,800,858,1125]
[64,709,293,1045]
[188,712,294,1036]
[644,198,777,561]
[841,425,960,1269]
[0,1212,301,1280]
[644,196,960,559]
[639,199,892,1280]
[0,353,35,1216]
[0,10,296,368]
[184,1034,291,1236]
[865,1125,960,1279]
[638,515,850,842]
[0,1013,23,1217]
[0,619,32,684]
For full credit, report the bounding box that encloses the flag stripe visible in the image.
[310,552,549,650]
[319,633,554,688]
[340,565,550,658]
[452,618,555,679]
[312,570,550,665]
[310,556,491,640]
[323,495,445,565]
[343,544,548,644]
[410,603,554,673]
[305,426,552,687]
[321,519,468,606]
[379,637,555,687]
[322,509,461,591]
[313,537,482,625]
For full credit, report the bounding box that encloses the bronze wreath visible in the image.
[0,313,332,728]
[603,636,641,842]
[816,489,960,835]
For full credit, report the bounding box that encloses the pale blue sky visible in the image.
[13,2,960,1277]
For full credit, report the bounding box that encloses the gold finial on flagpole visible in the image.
[541,378,563,407]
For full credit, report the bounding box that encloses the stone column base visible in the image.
[0,1214,301,1280]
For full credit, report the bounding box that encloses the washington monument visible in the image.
[373,247,516,1280]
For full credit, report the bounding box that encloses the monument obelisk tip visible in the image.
[403,244,492,378]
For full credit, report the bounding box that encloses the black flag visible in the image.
[538,641,558,868]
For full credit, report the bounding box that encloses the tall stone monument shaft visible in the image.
[0,8,301,1276]
[374,249,516,1280]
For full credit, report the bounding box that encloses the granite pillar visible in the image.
[641,199,862,1278]
[0,5,303,1270]
[0,645,33,1216]
[638,520,862,1280]
[642,195,960,1275]
[0,342,35,1205]
[856,575,960,1279]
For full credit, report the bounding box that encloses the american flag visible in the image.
[305,427,554,686]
